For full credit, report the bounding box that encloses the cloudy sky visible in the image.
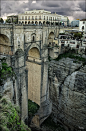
[1,0,86,21]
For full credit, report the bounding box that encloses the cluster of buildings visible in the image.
[7,9,68,26]
[5,10,86,54]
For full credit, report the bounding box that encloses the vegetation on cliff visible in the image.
[49,49,86,65]
[0,59,31,131]
[0,96,31,131]
[0,58,16,86]
[28,99,39,116]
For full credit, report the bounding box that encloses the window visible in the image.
[82,26,84,30]
[32,36,35,42]
[35,16,37,20]
[47,16,48,20]
[28,16,30,20]
[83,21,85,24]
[44,16,45,20]
[32,16,34,20]
[39,16,41,20]
[22,16,24,20]
[33,36,34,41]
[25,16,27,20]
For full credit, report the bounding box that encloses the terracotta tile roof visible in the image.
[80,19,86,21]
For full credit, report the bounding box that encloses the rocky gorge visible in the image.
[0,54,86,131]
[48,57,86,131]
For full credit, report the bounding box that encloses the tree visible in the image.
[46,21,50,25]
[6,18,11,23]
[13,18,18,24]
[0,18,4,23]
[74,33,82,39]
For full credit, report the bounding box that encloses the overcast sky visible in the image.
[1,0,86,21]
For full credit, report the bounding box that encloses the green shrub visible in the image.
[54,50,86,64]
[28,99,39,116]
[0,97,31,131]
[0,61,16,86]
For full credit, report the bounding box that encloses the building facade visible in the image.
[79,19,86,33]
[18,9,68,26]
[7,15,18,23]
[71,20,79,27]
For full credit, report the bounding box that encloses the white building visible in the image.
[79,19,86,33]
[18,9,68,25]
[71,20,79,27]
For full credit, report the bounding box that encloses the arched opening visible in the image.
[32,36,35,42]
[25,21,27,24]
[82,26,84,31]
[43,21,45,25]
[28,21,30,24]
[32,21,34,24]
[39,21,41,25]
[48,32,54,39]
[35,21,38,25]
[28,47,40,59]
[46,21,50,25]
[0,34,12,55]
[48,32,55,58]
[51,22,54,26]
[26,47,41,105]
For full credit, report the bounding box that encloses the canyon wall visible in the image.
[49,58,86,131]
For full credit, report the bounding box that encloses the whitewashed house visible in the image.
[79,19,86,34]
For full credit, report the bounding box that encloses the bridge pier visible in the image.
[14,47,28,123]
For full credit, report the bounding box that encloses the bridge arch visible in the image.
[48,31,55,39]
[26,47,41,105]
[28,47,40,59]
[0,34,12,55]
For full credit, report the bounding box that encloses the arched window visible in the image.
[32,16,34,20]
[47,16,48,20]
[22,16,24,20]
[39,16,41,20]
[35,16,37,20]
[33,36,35,41]
[82,26,84,30]
[25,16,27,20]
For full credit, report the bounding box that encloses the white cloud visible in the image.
[1,0,86,21]
[32,1,36,3]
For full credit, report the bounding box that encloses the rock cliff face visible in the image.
[49,58,86,131]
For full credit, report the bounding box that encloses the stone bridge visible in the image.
[0,24,75,126]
